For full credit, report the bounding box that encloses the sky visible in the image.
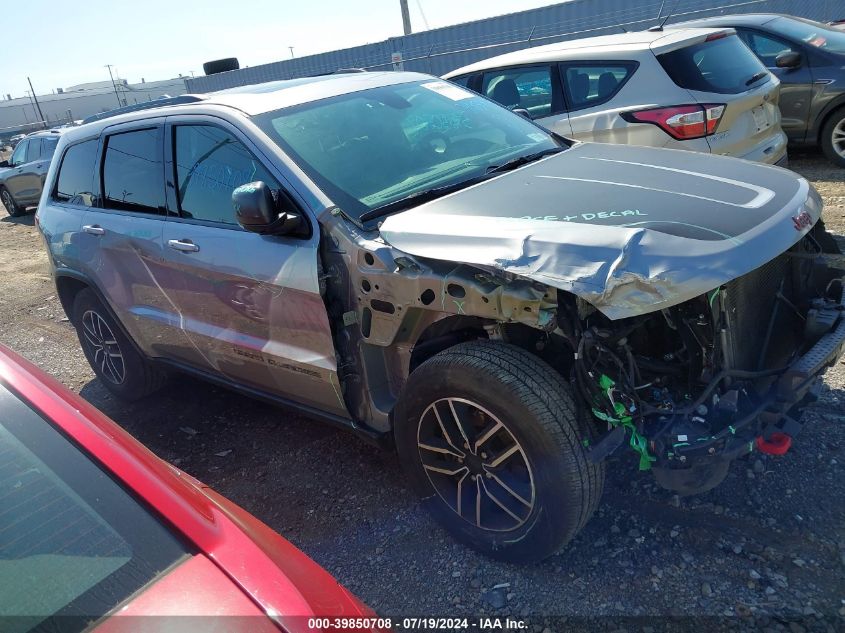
[1,0,560,97]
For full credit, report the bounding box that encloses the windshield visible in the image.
[772,16,845,54]
[253,79,560,221]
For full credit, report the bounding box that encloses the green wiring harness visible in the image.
[592,374,656,471]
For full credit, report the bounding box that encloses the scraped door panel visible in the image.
[160,119,348,418]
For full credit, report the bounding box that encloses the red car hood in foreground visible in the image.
[0,345,375,632]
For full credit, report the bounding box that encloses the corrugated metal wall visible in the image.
[186,0,838,93]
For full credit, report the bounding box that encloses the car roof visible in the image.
[671,13,786,28]
[205,70,431,114]
[443,27,732,77]
[60,70,433,143]
[23,129,66,139]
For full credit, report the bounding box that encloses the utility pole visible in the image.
[104,64,122,107]
[399,0,412,35]
[26,77,45,126]
[289,46,295,59]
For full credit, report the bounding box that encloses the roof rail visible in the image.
[81,95,206,125]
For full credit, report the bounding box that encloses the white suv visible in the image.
[445,27,788,165]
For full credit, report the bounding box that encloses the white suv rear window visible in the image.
[657,34,768,94]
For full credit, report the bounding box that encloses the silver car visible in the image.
[37,72,843,563]
[445,27,788,164]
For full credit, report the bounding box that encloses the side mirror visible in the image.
[0,160,8,168]
[512,108,532,119]
[775,51,802,69]
[232,181,302,235]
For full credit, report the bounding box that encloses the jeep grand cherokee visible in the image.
[36,72,845,562]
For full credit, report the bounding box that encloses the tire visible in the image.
[72,288,166,401]
[203,57,239,75]
[0,187,23,217]
[394,340,604,562]
[820,107,845,168]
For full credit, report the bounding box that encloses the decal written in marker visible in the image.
[521,210,647,223]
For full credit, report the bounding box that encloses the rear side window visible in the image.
[0,384,188,631]
[561,63,635,111]
[173,125,280,225]
[54,139,98,206]
[102,128,165,215]
[481,66,554,118]
[25,139,41,162]
[657,34,768,94]
[42,137,59,160]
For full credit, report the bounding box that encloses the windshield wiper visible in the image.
[745,70,769,86]
[358,146,565,224]
[358,175,490,223]
[485,147,565,175]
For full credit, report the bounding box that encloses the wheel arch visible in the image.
[54,270,147,358]
[815,98,845,145]
[55,271,90,324]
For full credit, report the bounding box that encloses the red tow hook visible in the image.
[756,432,792,455]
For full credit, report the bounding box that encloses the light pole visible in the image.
[289,46,295,58]
[105,64,122,107]
[24,91,39,125]
[26,77,46,126]
[399,0,412,35]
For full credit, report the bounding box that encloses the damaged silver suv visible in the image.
[37,72,845,562]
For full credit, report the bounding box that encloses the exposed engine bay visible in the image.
[562,223,845,494]
[321,193,844,497]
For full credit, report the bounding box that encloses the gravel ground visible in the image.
[0,150,843,631]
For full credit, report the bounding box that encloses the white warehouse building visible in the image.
[0,77,188,136]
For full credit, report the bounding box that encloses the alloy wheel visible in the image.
[417,397,535,531]
[81,310,126,385]
[832,118,845,159]
[1,190,14,214]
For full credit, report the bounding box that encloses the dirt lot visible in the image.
[0,150,843,630]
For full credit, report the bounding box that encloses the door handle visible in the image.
[82,224,105,235]
[168,239,200,253]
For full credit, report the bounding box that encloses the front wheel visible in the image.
[394,341,604,562]
[821,107,845,168]
[0,187,23,217]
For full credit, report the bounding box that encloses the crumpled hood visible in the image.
[379,142,819,320]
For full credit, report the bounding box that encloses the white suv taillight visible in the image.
[622,104,726,140]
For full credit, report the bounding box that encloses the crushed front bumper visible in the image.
[651,287,845,494]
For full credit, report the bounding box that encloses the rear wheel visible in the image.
[821,107,845,168]
[394,341,604,562]
[72,289,166,400]
[0,187,22,217]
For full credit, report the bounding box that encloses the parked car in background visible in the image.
[0,343,379,632]
[37,72,844,563]
[0,129,63,217]
[9,133,26,148]
[444,28,787,165]
[672,14,845,167]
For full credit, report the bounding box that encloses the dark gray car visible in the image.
[673,14,845,166]
[36,73,845,563]
[0,130,62,216]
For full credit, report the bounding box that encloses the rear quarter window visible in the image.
[561,62,636,112]
[657,34,768,94]
[53,139,98,206]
